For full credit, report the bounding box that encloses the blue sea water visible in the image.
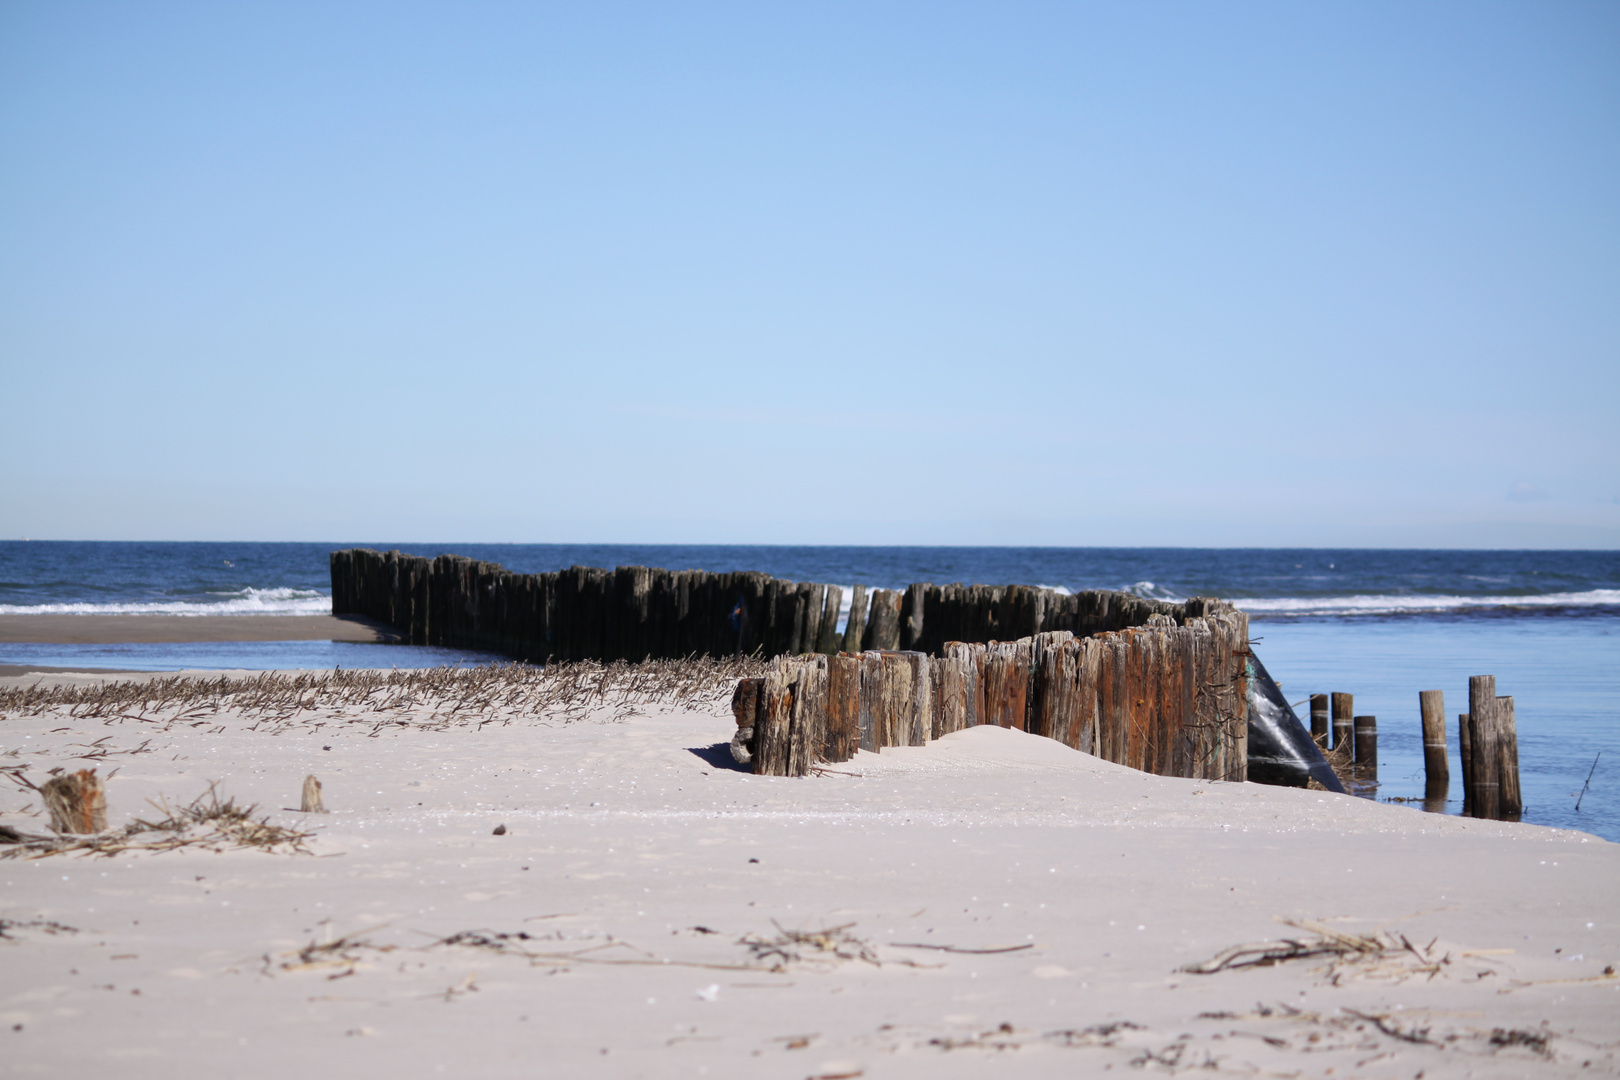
[2,541,1616,839]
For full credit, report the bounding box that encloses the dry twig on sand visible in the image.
[0,783,314,860]
[264,925,396,977]
[0,918,79,939]
[1181,918,1479,984]
[739,921,883,971]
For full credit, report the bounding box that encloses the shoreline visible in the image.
[0,613,403,645]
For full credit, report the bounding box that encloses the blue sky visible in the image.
[2,1,1616,547]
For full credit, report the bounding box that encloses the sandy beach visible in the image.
[1,668,1615,1078]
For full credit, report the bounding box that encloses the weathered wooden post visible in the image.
[931,649,966,738]
[841,585,867,654]
[1353,716,1377,780]
[903,652,930,746]
[787,656,826,775]
[1032,632,1078,745]
[1330,692,1354,754]
[1467,676,1500,819]
[1074,635,1101,755]
[825,654,860,762]
[864,590,902,652]
[815,586,844,655]
[1309,694,1330,746]
[1498,695,1521,818]
[1419,690,1448,800]
[899,584,926,651]
[754,667,794,776]
[41,769,107,834]
[983,640,1032,731]
[857,650,883,752]
[875,652,914,747]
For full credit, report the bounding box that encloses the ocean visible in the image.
[2,541,1616,841]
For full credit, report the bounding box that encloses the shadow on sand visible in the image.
[687,742,749,773]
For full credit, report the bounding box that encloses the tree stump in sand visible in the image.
[300,775,327,813]
[41,769,107,834]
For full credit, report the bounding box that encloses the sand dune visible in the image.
[1,671,1614,1077]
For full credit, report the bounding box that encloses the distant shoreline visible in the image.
[0,613,401,645]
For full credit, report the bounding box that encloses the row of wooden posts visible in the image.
[1307,693,1380,781]
[330,549,1215,665]
[731,607,1251,782]
[1310,679,1521,820]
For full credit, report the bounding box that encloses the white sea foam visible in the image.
[0,587,332,617]
[1238,589,1620,617]
[1124,581,1184,602]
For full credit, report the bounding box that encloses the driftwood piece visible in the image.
[41,770,107,835]
[300,775,327,814]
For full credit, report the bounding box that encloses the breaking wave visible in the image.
[0,587,332,617]
[1237,589,1620,617]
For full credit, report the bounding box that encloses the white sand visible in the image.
[1,672,1615,1077]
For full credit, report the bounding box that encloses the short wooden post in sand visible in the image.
[1330,692,1354,754]
[300,775,327,813]
[1353,716,1377,780]
[1309,694,1330,746]
[1418,690,1448,800]
[41,769,107,834]
[1498,694,1522,818]
[1467,676,1501,820]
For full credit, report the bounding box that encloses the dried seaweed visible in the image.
[0,784,313,860]
[0,657,768,733]
[1181,918,1466,983]
[738,921,882,970]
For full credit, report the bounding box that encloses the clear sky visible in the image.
[2,1,1616,547]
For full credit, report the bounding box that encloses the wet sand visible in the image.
[0,614,402,645]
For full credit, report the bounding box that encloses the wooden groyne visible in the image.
[330,548,1250,783]
[733,612,1249,782]
[330,549,1241,663]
